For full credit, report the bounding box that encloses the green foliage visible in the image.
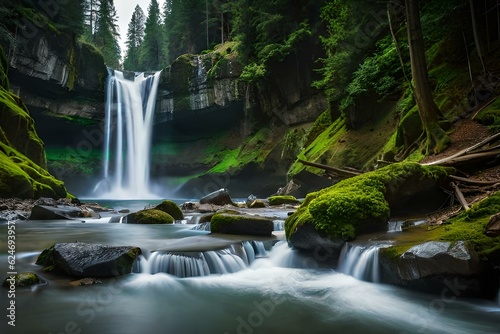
[155,200,184,220]
[93,0,121,68]
[288,117,346,178]
[127,209,174,224]
[140,0,168,70]
[239,62,266,83]
[285,162,450,240]
[281,128,307,161]
[303,109,332,147]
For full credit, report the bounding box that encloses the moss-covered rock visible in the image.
[268,195,300,206]
[210,213,274,236]
[126,209,174,224]
[2,272,41,288]
[155,200,184,220]
[285,162,450,242]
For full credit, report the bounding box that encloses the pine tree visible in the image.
[94,0,121,69]
[83,0,100,43]
[123,5,146,71]
[140,0,167,71]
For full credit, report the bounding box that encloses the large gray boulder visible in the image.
[29,205,84,220]
[396,241,481,280]
[200,188,236,206]
[36,243,141,277]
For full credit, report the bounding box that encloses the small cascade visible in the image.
[190,56,210,110]
[135,241,267,277]
[95,69,161,199]
[388,220,403,232]
[273,220,285,231]
[338,243,388,283]
[190,222,211,231]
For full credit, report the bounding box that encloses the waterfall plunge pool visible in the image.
[1,219,499,334]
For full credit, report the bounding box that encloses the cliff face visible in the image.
[7,28,107,120]
[0,46,69,199]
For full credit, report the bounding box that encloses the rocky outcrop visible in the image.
[8,28,106,119]
[158,52,245,120]
[36,243,141,277]
[380,241,487,297]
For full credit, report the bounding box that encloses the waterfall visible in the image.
[135,241,267,278]
[338,243,388,283]
[95,69,161,199]
[388,220,403,232]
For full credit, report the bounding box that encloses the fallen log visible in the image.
[426,149,500,167]
[298,159,361,177]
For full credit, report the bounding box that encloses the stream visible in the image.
[1,201,499,334]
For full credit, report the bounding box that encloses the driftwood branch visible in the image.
[424,132,500,166]
[298,159,361,177]
[451,182,469,210]
[449,175,500,185]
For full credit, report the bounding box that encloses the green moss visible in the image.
[155,200,184,220]
[288,117,346,178]
[285,162,450,240]
[127,209,174,224]
[2,272,40,288]
[207,127,279,174]
[475,98,500,131]
[36,245,55,266]
[268,195,300,206]
[0,142,68,198]
[381,192,500,261]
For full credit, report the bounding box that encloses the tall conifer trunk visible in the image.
[405,0,449,154]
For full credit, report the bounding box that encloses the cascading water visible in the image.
[95,69,161,199]
[338,243,390,283]
[134,241,267,278]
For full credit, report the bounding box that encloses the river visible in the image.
[1,201,499,334]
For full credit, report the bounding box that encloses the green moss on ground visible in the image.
[127,209,174,224]
[285,162,450,240]
[155,200,184,220]
[268,195,300,206]
[381,192,500,261]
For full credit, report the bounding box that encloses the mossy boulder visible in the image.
[285,162,450,243]
[268,195,300,206]
[210,213,274,236]
[36,242,141,277]
[126,209,174,224]
[155,200,184,220]
[3,272,41,288]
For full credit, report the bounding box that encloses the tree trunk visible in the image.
[405,0,449,154]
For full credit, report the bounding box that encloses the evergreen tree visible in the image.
[140,0,167,70]
[123,5,146,71]
[94,0,121,69]
[83,0,100,43]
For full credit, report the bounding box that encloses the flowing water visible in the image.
[94,70,161,199]
[1,215,499,334]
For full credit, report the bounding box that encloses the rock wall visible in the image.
[7,28,107,119]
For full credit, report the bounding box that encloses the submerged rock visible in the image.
[200,188,236,206]
[2,272,42,288]
[36,242,141,277]
[210,213,274,237]
[29,205,85,220]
